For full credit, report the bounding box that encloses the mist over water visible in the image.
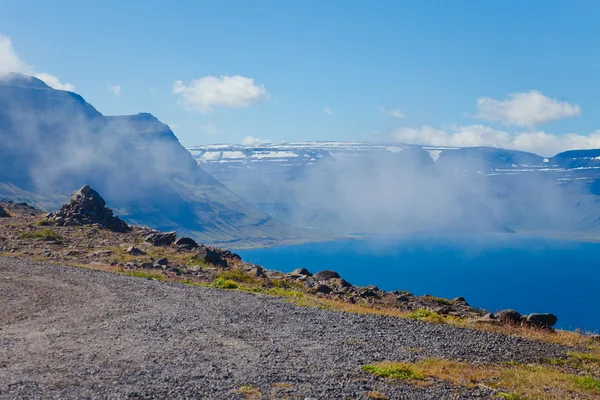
[238,234,600,332]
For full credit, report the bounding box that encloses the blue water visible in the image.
[238,235,600,332]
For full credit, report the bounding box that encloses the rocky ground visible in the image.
[0,257,570,400]
[1,186,598,399]
[0,188,556,327]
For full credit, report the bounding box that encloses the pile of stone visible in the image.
[45,185,130,232]
[0,206,8,218]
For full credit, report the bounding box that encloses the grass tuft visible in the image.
[406,309,445,323]
[362,362,424,380]
[211,278,239,289]
[366,357,600,400]
[19,228,59,240]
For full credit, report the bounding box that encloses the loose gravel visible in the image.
[0,257,569,399]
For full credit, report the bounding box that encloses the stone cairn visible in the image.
[45,185,130,232]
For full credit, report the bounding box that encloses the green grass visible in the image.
[573,376,600,393]
[210,278,239,289]
[18,228,59,240]
[216,269,260,285]
[123,270,165,281]
[423,294,453,305]
[362,362,424,380]
[406,309,445,323]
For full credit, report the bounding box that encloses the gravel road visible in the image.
[0,257,568,399]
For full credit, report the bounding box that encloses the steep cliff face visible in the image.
[0,74,310,247]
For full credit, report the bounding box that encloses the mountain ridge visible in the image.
[0,73,311,248]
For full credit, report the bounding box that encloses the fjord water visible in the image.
[238,235,600,332]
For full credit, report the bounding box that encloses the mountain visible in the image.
[187,142,600,237]
[0,74,310,248]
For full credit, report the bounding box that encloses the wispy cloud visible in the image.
[476,90,580,128]
[379,107,406,118]
[323,107,333,115]
[0,35,75,91]
[173,75,269,113]
[107,84,121,97]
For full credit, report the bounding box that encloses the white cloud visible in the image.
[107,84,121,97]
[202,124,218,135]
[33,72,75,91]
[242,136,269,145]
[392,125,600,157]
[173,75,268,113]
[323,107,333,115]
[0,35,33,75]
[476,90,580,127]
[379,107,406,118]
[0,35,75,91]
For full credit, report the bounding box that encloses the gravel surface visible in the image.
[0,257,569,399]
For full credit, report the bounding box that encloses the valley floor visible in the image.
[0,257,570,400]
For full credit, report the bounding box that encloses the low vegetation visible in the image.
[18,228,59,240]
[362,357,600,400]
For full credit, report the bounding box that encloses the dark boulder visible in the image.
[315,284,332,294]
[497,309,522,325]
[0,206,8,218]
[156,258,169,266]
[526,313,558,328]
[195,246,228,267]
[314,270,341,281]
[174,236,198,249]
[144,231,177,246]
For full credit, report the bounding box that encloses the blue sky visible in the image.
[1,0,599,155]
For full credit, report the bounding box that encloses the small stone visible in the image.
[156,258,169,266]
[141,262,154,269]
[188,265,203,273]
[0,206,9,218]
[126,246,146,256]
[397,295,410,303]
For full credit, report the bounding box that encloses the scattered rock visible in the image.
[94,250,113,257]
[452,297,469,306]
[0,206,9,218]
[290,268,312,277]
[396,295,410,303]
[188,265,203,273]
[315,284,332,294]
[45,185,130,232]
[497,309,522,325]
[126,246,146,256]
[194,246,230,267]
[527,313,558,328]
[156,258,169,266]
[314,270,341,281]
[141,262,154,269]
[245,265,266,278]
[174,236,198,250]
[144,231,177,246]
